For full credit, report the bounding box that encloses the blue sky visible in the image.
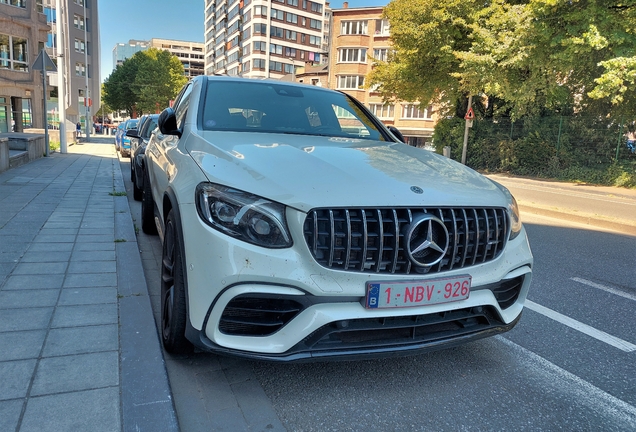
[97,0,388,82]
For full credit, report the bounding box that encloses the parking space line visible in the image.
[525,300,636,352]
[571,277,636,302]
[496,336,636,426]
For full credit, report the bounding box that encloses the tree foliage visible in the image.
[368,0,636,119]
[102,48,187,117]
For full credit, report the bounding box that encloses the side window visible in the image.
[173,83,193,129]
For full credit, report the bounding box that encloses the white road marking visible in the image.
[496,336,636,427]
[524,300,636,352]
[571,277,636,302]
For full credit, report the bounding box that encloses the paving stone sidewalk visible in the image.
[0,140,177,432]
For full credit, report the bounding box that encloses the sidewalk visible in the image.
[0,139,177,432]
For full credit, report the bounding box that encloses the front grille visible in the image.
[219,296,304,336]
[304,207,508,275]
[304,306,504,351]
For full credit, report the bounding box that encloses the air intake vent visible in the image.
[219,296,304,336]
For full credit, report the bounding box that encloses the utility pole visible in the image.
[83,1,90,140]
[461,94,473,165]
[55,0,67,153]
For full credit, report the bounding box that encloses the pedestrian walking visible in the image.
[76,121,82,141]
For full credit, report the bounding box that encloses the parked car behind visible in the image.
[119,118,139,157]
[114,122,125,150]
[143,76,533,361]
[127,113,159,201]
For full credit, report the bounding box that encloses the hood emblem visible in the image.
[405,214,449,267]
[410,186,423,194]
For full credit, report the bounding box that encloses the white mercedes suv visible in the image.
[142,75,533,361]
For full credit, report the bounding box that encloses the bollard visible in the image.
[443,146,451,158]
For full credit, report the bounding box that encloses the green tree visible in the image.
[102,48,187,117]
[368,0,636,119]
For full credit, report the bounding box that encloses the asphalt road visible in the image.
[120,155,636,431]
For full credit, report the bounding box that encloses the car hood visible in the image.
[186,131,507,212]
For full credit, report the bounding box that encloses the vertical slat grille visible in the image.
[304,207,509,275]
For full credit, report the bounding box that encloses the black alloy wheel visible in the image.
[161,210,192,354]
[141,168,157,235]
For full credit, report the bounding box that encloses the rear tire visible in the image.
[141,169,157,235]
[161,210,192,354]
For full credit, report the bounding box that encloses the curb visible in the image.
[519,204,636,237]
[112,154,179,431]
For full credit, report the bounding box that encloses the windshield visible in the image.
[126,119,139,130]
[201,80,387,141]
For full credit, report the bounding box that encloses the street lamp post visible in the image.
[55,0,67,153]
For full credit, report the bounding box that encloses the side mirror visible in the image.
[158,107,181,137]
[126,129,140,138]
[387,126,406,144]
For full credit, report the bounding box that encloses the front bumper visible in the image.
[179,203,533,360]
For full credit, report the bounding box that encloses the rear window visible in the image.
[126,120,139,130]
[201,80,386,141]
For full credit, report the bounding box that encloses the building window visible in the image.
[270,43,283,55]
[341,20,368,36]
[287,0,298,6]
[75,62,86,76]
[285,30,297,41]
[286,12,298,24]
[0,0,26,8]
[310,19,321,30]
[338,48,366,63]
[254,23,267,34]
[401,104,433,120]
[254,5,267,16]
[253,58,266,69]
[271,8,284,20]
[74,14,85,30]
[369,103,395,119]
[375,19,390,36]
[373,48,388,62]
[253,41,266,52]
[74,39,85,53]
[0,34,29,72]
[337,75,364,90]
[242,60,250,72]
[74,0,85,5]
[309,1,322,13]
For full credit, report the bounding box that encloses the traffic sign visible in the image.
[465,107,475,120]
[32,49,57,72]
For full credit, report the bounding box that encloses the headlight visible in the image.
[490,180,522,240]
[195,183,292,248]
[508,194,522,240]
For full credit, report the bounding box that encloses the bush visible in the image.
[432,115,636,189]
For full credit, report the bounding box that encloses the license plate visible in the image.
[365,275,471,309]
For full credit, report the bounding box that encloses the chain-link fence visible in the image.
[435,115,636,187]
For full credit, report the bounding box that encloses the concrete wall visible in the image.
[0,137,8,173]
[0,133,46,174]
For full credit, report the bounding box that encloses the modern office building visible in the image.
[329,4,436,148]
[204,0,329,79]
[112,39,149,69]
[42,0,101,127]
[0,0,50,132]
[112,38,205,78]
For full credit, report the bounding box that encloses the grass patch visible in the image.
[109,191,127,196]
[114,238,127,243]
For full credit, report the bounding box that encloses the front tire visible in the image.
[132,163,142,201]
[161,210,192,354]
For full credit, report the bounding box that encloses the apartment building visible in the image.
[329,4,436,148]
[149,38,205,78]
[43,0,101,126]
[0,0,50,132]
[204,0,329,79]
[112,39,204,78]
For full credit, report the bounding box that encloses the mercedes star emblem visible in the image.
[405,214,449,267]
